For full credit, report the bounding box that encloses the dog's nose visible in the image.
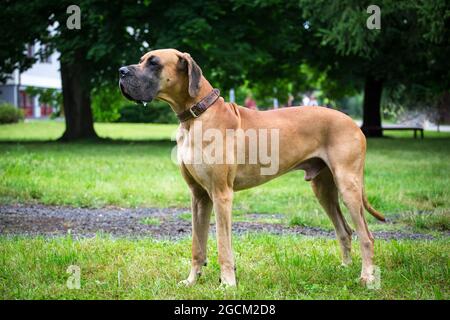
[119,66,130,78]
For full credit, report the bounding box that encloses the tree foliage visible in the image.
[0,0,448,136]
[298,0,450,98]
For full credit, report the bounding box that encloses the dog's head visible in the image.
[119,48,202,104]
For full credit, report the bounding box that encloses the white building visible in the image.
[0,43,61,118]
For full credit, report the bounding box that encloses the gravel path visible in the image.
[0,204,439,240]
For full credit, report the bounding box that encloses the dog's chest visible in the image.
[176,127,191,165]
[176,127,212,185]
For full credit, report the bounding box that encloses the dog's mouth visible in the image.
[119,82,134,101]
[119,81,154,106]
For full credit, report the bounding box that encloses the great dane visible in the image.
[119,48,385,287]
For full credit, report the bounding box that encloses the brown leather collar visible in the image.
[176,89,220,122]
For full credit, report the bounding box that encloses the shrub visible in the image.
[118,100,177,123]
[0,103,24,124]
[91,85,177,123]
[91,86,129,122]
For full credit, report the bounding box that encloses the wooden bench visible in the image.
[382,124,424,139]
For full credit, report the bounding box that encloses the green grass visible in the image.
[0,234,448,299]
[0,121,178,141]
[397,210,449,232]
[0,121,449,232]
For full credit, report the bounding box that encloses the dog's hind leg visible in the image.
[333,167,375,286]
[311,167,353,266]
[180,185,213,286]
[325,130,377,286]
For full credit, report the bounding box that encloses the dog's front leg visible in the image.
[212,188,236,287]
[180,187,213,286]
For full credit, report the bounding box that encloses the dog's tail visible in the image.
[362,187,385,221]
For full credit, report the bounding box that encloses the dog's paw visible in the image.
[218,276,237,288]
[360,275,374,285]
[218,281,237,291]
[360,266,380,289]
[178,279,195,287]
[178,270,202,287]
[360,273,378,289]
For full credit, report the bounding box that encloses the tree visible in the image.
[0,2,50,82]
[296,0,450,136]
[49,0,151,140]
[2,0,447,139]
[1,0,147,140]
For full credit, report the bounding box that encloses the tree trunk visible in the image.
[361,75,383,137]
[59,55,97,141]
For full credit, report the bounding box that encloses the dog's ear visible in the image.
[178,53,202,97]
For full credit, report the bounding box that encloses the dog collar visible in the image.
[177,89,221,122]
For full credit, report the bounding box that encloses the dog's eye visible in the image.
[148,59,157,66]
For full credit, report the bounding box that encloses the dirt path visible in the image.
[0,204,440,240]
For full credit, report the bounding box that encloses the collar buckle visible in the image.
[189,107,200,118]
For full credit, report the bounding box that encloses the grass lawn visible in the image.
[0,121,178,141]
[1,235,448,299]
[0,121,449,299]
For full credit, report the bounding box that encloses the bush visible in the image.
[91,85,178,123]
[91,86,129,122]
[0,103,24,124]
[118,100,177,123]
